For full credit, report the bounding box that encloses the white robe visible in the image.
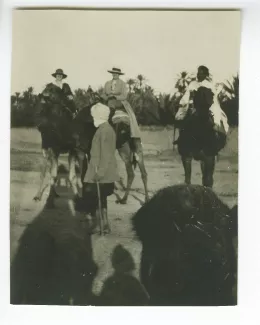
[176,79,229,134]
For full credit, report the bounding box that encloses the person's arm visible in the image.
[63,83,74,100]
[95,127,115,179]
[62,83,78,114]
[41,83,51,97]
[179,88,190,107]
[40,84,54,104]
[175,85,192,122]
[115,81,128,101]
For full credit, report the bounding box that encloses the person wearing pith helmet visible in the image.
[102,67,142,158]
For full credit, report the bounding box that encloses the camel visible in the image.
[33,87,149,208]
[175,86,227,188]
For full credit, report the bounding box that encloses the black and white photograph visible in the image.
[9,8,240,307]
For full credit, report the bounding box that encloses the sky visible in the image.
[11,10,241,95]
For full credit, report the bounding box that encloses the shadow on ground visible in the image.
[10,198,98,306]
[95,244,149,306]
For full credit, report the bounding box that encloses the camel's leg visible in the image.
[201,155,215,188]
[134,139,149,202]
[33,149,51,201]
[68,151,79,198]
[117,142,135,204]
[46,149,59,208]
[76,150,88,188]
[181,155,192,184]
[200,159,205,180]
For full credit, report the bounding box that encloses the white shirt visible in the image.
[180,79,215,106]
[111,80,117,92]
[54,80,63,89]
[188,79,215,92]
[177,78,229,133]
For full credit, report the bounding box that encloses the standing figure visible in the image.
[79,103,119,234]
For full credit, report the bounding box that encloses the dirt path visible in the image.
[10,127,238,299]
[10,149,238,298]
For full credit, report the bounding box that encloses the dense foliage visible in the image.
[10,73,239,127]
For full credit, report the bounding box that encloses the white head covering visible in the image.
[91,103,110,127]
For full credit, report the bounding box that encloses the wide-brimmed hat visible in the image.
[51,69,67,79]
[107,67,124,75]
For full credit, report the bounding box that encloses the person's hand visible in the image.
[93,173,102,182]
[108,95,116,100]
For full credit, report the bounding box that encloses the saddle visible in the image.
[107,98,125,110]
[106,98,130,128]
[111,110,130,126]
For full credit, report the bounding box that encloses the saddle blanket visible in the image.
[121,100,142,138]
[112,110,130,125]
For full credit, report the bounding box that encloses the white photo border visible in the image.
[1,1,260,324]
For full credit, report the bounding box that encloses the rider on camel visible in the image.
[41,68,77,116]
[39,69,78,152]
[174,65,229,145]
[101,67,143,159]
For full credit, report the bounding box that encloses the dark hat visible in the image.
[197,65,209,76]
[51,68,67,79]
[107,67,124,75]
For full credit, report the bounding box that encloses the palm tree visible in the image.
[28,86,34,95]
[74,88,90,110]
[137,74,146,89]
[143,85,155,97]
[13,92,21,108]
[126,78,136,93]
[174,71,196,95]
[14,92,20,100]
[157,93,178,125]
[218,74,239,126]
[219,76,239,101]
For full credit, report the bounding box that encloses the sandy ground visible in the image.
[10,127,238,299]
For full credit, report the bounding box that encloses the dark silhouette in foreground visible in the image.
[132,184,237,306]
[96,244,149,306]
[10,202,98,305]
